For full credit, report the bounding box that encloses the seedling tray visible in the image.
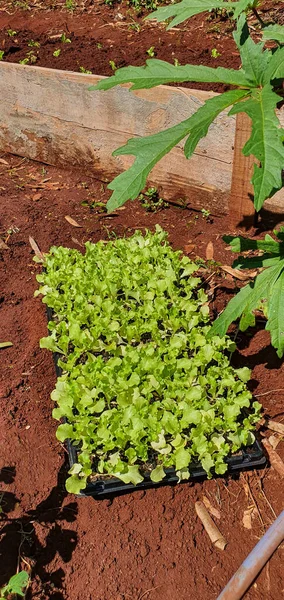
[49,337,266,499]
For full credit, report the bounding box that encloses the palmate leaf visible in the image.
[233,14,271,85]
[233,0,255,19]
[92,59,251,91]
[210,262,284,340]
[230,84,284,211]
[224,233,284,269]
[262,24,284,45]
[147,0,253,29]
[106,89,248,211]
[266,269,284,358]
[264,46,284,83]
[147,0,232,29]
[223,233,281,254]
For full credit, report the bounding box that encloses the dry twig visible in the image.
[195,501,227,550]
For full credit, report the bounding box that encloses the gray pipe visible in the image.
[216,510,284,600]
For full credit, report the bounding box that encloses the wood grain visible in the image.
[229,112,256,229]
[0,62,283,218]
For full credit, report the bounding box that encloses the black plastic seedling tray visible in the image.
[48,311,266,498]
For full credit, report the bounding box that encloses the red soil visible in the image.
[0,154,283,600]
[0,0,281,92]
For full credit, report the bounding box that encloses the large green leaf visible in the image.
[223,233,281,254]
[106,89,247,211]
[264,46,284,83]
[92,59,251,91]
[233,0,255,19]
[210,262,284,338]
[184,89,249,158]
[233,14,271,85]
[147,0,232,29]
[266,268,284,358]
[262,24,284,45]
[229,84,284,211]
[147,0,254,29]
[224,233,284,270]
[106,119,193,212]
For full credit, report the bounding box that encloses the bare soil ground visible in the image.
[0,153,283,600]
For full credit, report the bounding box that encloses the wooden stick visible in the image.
[195,501,227,550]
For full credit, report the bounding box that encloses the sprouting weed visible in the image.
[146,46,155,57]
[211,48,221,58]
[109,60,117,71]
[79,66,93,74]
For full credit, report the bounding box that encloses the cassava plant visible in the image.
[91,0,284,355]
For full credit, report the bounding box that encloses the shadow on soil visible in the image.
[0,461,78,599]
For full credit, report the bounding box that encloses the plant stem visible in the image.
[252,7,266,28]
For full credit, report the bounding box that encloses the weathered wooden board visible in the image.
[0,61,283,216]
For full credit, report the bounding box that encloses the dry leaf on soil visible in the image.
[0,157,9,165]
[242,506,258,530]
[65,215,83,228]
[262,438,284,478]
[220,265,258,281]
[0,238,9,250]
[29,236,44,262]
[195,501,227,550]
[32,193,42,202]
[202,495,221,520]
[0,341,13,349]
[268,435,281,450]
[265,419,284,436]
[205,241,214,260]
[184,243,195,254]
[71,237,84,248]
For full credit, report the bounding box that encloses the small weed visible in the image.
[201,208,211,218]
[65,0,76,9]
[19,50,37,64]
[187,214,199,226]
[138,187,168,212]
[128,19,141,32]
[96,42,103,49]
[81,199,107,213]
[109,60,117,71]
[28,40,40,48]
[207,24,221,33]
[211,48,221,58]
[53,49,61,57]
[146,46,155,57]
[79,66,92,74]
[173,57,181,66]
[7,29,17,37]
[201,208,213,222]
[61,33,71,43]
[0,51,4,61]
[13,0,29,8]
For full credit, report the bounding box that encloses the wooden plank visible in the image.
[0,62,283,218]
[229,112,256,229]
[0,62,235,215]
